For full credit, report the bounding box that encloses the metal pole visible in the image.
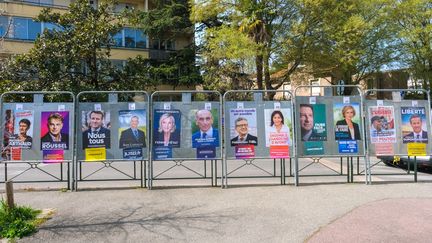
[140,160,143,188]
[211,160,214,187]
[346,157,350,182]
[414,156,417,182]
[294,157,299,186]
[357,157,359,175]
[67,161,70,190]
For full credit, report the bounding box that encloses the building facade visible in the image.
[0,0,194,88]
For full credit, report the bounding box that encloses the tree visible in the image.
[192,0,398,95]
[0,0,201,92]
[191,0,328,95]
[302,0,397,90]
[127,0,202,90]
[391,0,432,92]
[0,0,124,93]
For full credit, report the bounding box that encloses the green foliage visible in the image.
[294,0,397,87]
[0,0,200,92]
[130,0,192,39]
[126,0,201,89]
[390,0,432,91]
[0,0,123,93]
[0,201,41,239]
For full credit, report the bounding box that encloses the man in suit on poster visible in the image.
[403,114,428,143]
[82,111,111,148]
[230,117,258,146]
[192,109,219,148]
[119,116,146,148]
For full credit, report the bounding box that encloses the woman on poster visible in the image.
[154,113,180,147]
[336,105,361,140]
[267,110,290,145]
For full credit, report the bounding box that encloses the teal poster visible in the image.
[304,141,325,155]
[299,104,327,141]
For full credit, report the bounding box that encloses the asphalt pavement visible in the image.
[8,182,432,243]
[2,157,432,242]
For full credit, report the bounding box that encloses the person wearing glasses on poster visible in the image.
[230,117,258,146]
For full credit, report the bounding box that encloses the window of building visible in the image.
[111,59,126,70]
[42,22,62,32]
[113,28,147,49]
[124,28,136,48]
[0,16,9,37]
[151,38,175,50]
[11,17,42,40]
[39,0,54,6]
[28,20,41,40]
[136,30,146,48]
[113,31,123,47]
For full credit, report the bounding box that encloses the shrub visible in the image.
[0,201,41,239]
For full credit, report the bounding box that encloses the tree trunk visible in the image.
[256,54,263,90]
[263,48,274,99]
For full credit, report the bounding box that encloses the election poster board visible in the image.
[299,104,327,142]
[229,108,258,158]
[333,103,361,141]
[264,108,292,158]
[401,107,428,144]
[190,108,219,159]
[118,109,147,160]
[10,110,34,150]
[368,106,396,144]
[152,109,181,159]
[333,103,361,154]
[81,110,111,161]
[40,111,70,162]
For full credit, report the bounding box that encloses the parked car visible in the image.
[378,155,432,168]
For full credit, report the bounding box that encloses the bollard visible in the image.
[5,180,14,209]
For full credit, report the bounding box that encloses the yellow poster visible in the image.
[85,147,106,161]
[407,143,426,156]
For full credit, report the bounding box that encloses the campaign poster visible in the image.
[40,111,69,150]
[235,145,255,159]
[118,109,147,149]
[197,146,216,159]
[153,147,173,160]
[338,140,358,153]
[2,109,14,160]
[43,150,64,163]
[229,108,258,147]
[81,110,111,149]
[190,108,220,148]
[122,148,143,160]
[368,106,396,144]
[264,109,292,147]
[299,104,327,141]
[401,107,428,144]
[153,109,181,148]
[304,141,325,155]
[333,103,361,140]
[9,110,34,149]
[85,147,106,161]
